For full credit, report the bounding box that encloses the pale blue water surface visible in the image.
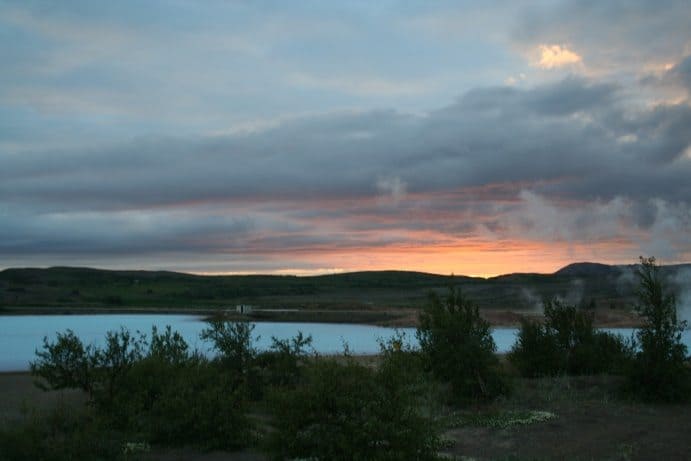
[0,314,420,371]
[1,315,689,372]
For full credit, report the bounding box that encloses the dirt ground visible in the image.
[2,372,689,460]
[441,375,691,460]
[0,372,86,423]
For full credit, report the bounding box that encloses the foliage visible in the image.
[508,318,560,378]
[148,325,189,364]
[31,327,148,406]
[255,331,313,389]
[509,299,632,377]
[97,323,253,449]
[30,329,96,395]
[200,319,256,375]
[266,356,441,461]
[626,257,690,402]
[29,321,257,451]
[377,330,426,393]
[417,288,509,402]
[91,327,147,406]
[133,361,252,449]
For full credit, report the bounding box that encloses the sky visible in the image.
[1,0,691,277]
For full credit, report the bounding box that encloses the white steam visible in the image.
[672,268,691,328]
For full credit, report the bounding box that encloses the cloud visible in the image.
[670,55,691,93]
[376,177,407,203]
[514,0,691,76]
[650,55,691,96]
[288,72,437,97]
[535,44,582,69]
[2,0,691,272]
[2,74,691,270]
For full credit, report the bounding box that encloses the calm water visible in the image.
[1,314,688,372]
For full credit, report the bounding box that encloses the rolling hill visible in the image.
[1,262,689,315]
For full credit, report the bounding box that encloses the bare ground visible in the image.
[441,375,691,461]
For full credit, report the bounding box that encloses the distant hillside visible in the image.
[0,262,689,312]
[554,262,622,277]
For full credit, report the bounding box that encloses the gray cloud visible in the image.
[671,56,691,93]
[2,74,691,266]
[648,55,691,96]
[514,0,691,73]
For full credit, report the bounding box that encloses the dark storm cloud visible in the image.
[2,75,691,259]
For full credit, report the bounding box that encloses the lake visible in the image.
[1,314,689,372]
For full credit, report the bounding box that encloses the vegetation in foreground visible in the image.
[625,257,690,401]
[508,299,633,378]
[0,257,689,460]
[417,287,509,402]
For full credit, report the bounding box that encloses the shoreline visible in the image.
[0,305,644,328]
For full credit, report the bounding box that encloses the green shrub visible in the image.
[30,329,96,395]
[509,299,631,377]
[417,288,509,402]
[142,362,252,449]
[91,327,147,406]
[255,331,313,389]
[377,330,426,393]
[508,318,561,378]
[100,325,252,449]
[200,319,256,376]
[266,357,440,461]
[30,323,254,451]
[148,325,189,364]
[626,257,690,402]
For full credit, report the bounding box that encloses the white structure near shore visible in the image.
[235,304,254,314]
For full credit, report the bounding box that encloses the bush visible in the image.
[626,257,690,402]
[417,288,508,402]
[266,356,440,461]
[30,329,96,395]
[30,322,255,451]
[508,318,561,378]
[377,330,426,394]
[200,319,256,376]
[139,361,252,449]
[148,325,190,364]
[255,331,313,389]
[91,327,147,406]
[509,299,631,377]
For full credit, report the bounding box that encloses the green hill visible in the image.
[0,263,688,314]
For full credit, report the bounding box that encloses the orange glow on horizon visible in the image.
[192,237,643,278]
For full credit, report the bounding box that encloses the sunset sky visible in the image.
[2,1,691,277]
